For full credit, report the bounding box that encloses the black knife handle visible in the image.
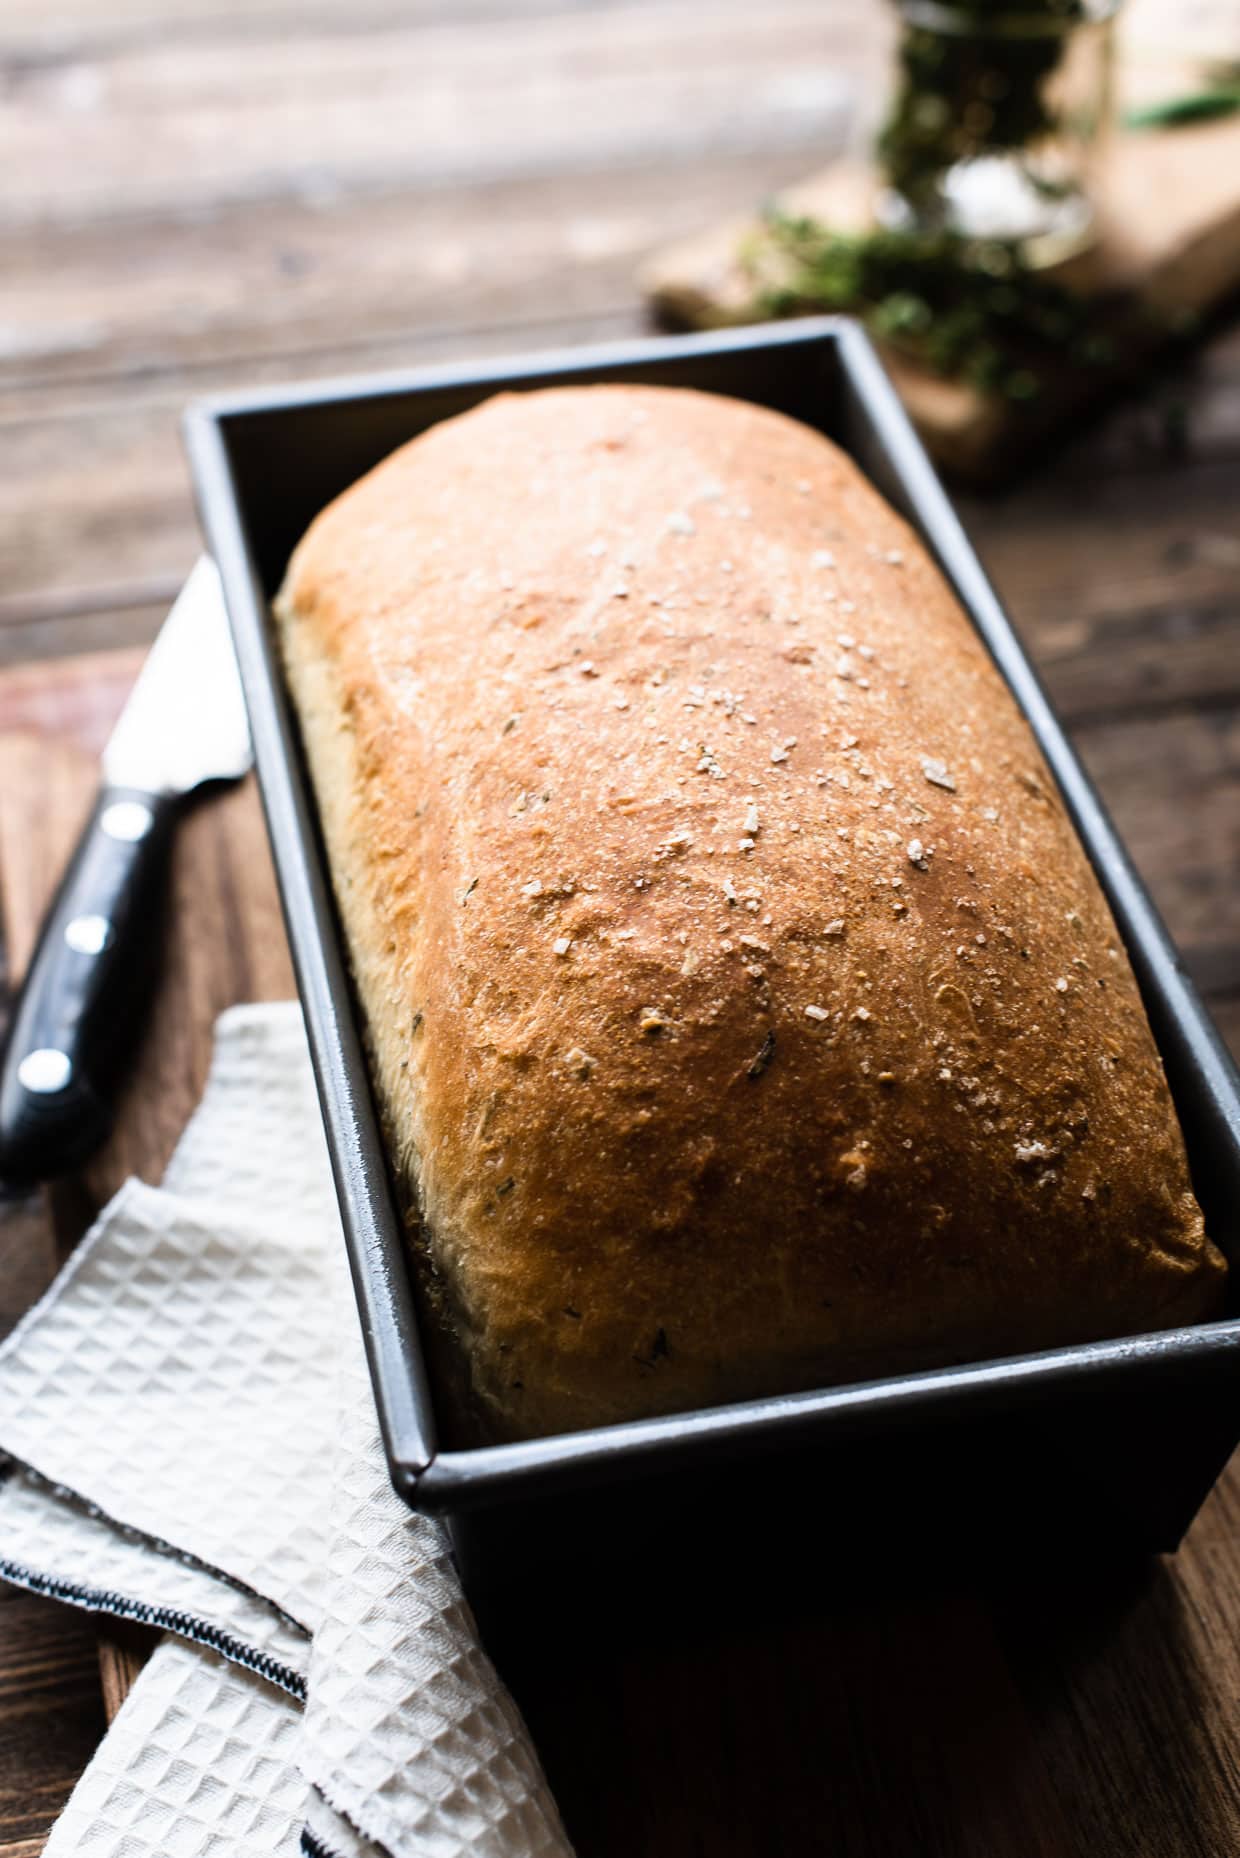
[0,786,178,1188]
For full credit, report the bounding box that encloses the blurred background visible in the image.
[1,0,1236,656]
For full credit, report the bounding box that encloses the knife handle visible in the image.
[0,786,178,1188]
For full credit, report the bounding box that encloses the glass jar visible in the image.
[877,0,1120,267]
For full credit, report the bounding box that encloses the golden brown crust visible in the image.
[275,383,1225,1441]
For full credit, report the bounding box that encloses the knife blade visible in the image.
[0,557,252,1187]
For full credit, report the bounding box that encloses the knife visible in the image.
[0,558,252,1187]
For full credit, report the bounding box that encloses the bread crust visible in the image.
[276,384,1225,1441]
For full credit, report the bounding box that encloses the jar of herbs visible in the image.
[877,0,1120,266]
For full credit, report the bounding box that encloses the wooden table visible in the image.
[2,1,1239,1852]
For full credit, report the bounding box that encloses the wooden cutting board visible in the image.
[642,96,1240,480]
[0,647,294,1720]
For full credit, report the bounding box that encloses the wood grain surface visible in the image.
[1,0,1239,1851]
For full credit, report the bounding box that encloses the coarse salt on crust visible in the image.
[276,379,1222,1443]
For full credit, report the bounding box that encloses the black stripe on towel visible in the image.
[0,1553,307,1700]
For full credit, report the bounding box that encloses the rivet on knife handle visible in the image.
[0,785,178,1187]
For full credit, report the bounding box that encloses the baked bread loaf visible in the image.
[276,383,1225,1441]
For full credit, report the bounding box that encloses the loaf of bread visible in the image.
[275,384,1224,1442]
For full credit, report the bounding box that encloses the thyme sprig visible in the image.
[745,212,1120,403]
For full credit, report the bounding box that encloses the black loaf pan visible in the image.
[186,320,1240,1604]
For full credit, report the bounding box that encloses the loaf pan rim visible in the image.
[184,315,1240,1517]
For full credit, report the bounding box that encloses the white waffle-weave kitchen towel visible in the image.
[0,1002,574,1858]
